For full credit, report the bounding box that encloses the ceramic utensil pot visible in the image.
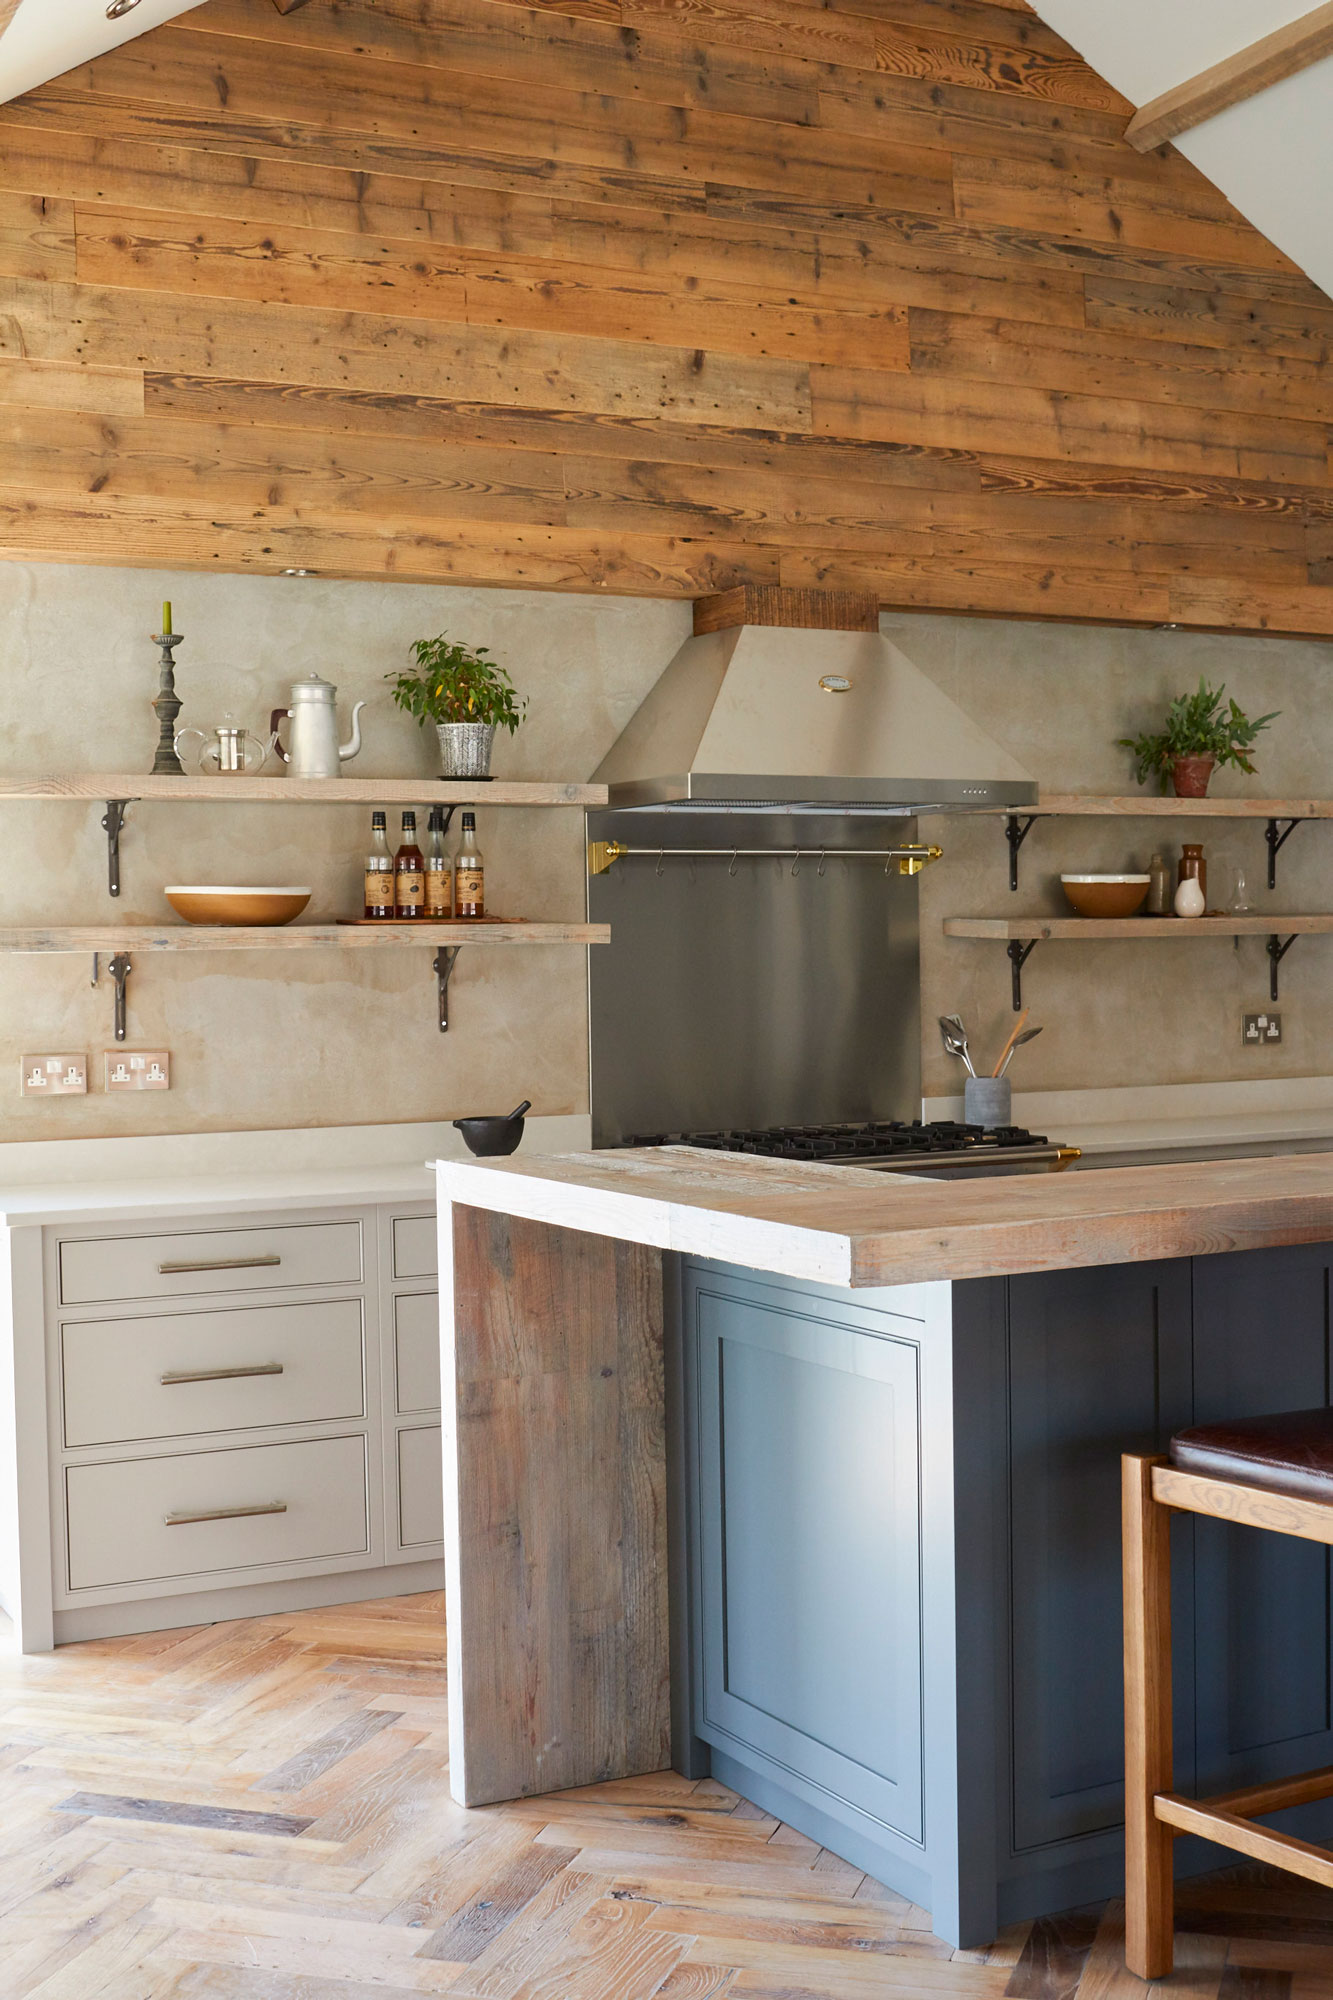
[174,720,270,776]
[270,673,366,779]
[453,1101,532,1157]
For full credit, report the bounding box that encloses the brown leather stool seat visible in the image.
[1169,1405,1333,1503]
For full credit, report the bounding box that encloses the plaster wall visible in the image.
[0,561,687,1140]
[4,564,1332,1141]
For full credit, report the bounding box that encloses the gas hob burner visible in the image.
[623,1119,1080,1174]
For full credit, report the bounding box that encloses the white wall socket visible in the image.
[104,1050,171,1091]
[22,1054,88,1096]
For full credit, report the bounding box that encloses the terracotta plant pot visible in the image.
[1171,754,1215,798]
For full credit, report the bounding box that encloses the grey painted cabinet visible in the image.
[692,1269,924,1841]
[676,1240,1333,1946]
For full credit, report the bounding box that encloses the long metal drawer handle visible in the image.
[156,1253,282,1275]
[164,1501,288,1527]
[159,1362,284,1387]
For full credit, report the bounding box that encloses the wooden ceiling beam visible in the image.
[1126,1,1333,152]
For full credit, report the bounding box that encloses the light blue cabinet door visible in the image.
[691,1270,924,1843]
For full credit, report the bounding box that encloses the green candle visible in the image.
[161,600,172,637]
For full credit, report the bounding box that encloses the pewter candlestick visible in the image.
[150,626,185,775]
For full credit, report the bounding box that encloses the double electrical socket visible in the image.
[1243,1013,1282,1046]
[21,1053,87,1096]
[105,1050,170,1091]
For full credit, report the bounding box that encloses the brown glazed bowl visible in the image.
[165,886,312,926]
[1060,874,1151,919]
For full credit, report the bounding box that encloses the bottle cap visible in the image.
[462,811,476,829]
[402,810,417,829]
[428,805,444,830]
[372,810,386,827]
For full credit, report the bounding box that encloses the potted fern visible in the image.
[387,635,527,779]
[1117,679,1278,798]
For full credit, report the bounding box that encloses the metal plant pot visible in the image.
[436,722,496,779]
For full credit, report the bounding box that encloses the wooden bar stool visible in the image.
[1123,1411,1333,1981]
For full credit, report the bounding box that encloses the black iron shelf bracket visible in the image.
[1007,937,1038,1011]
[1268,933,1298,1004]
[93,951,133,1042]
[434,946,462,1032]
[1005,814,1040,892]
[102,800,132,899]
[1266,816,1304,891]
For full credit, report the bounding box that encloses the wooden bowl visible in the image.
[165,886,312,926]
[1060,874,1151,919]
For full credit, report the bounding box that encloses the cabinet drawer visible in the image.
[397,1425,443,1548]
[59,1220,363,1307]
[61,1299,366,1449]
[65,1435,369,1591]
[392,1215,437,1281]
[393,1293,440,1415]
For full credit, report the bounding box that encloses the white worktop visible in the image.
[0,1114,590,1228]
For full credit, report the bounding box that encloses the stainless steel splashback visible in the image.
[586,809,923,1147]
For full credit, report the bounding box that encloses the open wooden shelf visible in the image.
[945,916,1333,940]
[0,774,607,806]
[0,921,608,953]
[970,794,1331,891]
[944,912,1333,1008]
[978,795,1333,819]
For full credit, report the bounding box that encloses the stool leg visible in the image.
[1123,1453,1175,1980]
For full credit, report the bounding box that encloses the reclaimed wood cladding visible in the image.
[0,0,1330,632]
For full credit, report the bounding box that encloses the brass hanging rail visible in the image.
[588,841,942,877]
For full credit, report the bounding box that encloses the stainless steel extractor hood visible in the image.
[594,623,1037,812]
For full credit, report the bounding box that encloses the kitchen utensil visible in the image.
[453,1100,532,1157]
[938,1015,975,1078]
[165,885,311,926]
[174,718,271,776]
[991,1007,1029,1078]
[270,672,365,779]
[964,1075,1010,1130]
[1060,874,1150,919]
[997,1026,1042,1077]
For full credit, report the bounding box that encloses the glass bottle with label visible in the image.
[425,805,452,918]
[455,810,484,918]
[394,810,425,919]
[364,810,395,921]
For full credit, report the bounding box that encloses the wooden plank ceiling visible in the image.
[1,0,1331,633]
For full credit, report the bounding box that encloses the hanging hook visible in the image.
[790,851,801,877]
[817,850,827,878]
[728,851,738,878]
[655,849,664,878]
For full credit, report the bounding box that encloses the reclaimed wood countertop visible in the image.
[434,1144,1333,1288]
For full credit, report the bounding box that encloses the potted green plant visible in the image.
[1117,678,1278,798]
[387,635,527,780]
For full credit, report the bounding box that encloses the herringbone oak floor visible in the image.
[0,1592,1330,1997]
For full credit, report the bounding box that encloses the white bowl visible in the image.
[165,885,312,926]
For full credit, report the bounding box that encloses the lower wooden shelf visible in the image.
[12,921,609,1039]
[944,914,1333,1009]
[0,921,608,953]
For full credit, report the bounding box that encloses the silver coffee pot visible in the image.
[270,672,365,780]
